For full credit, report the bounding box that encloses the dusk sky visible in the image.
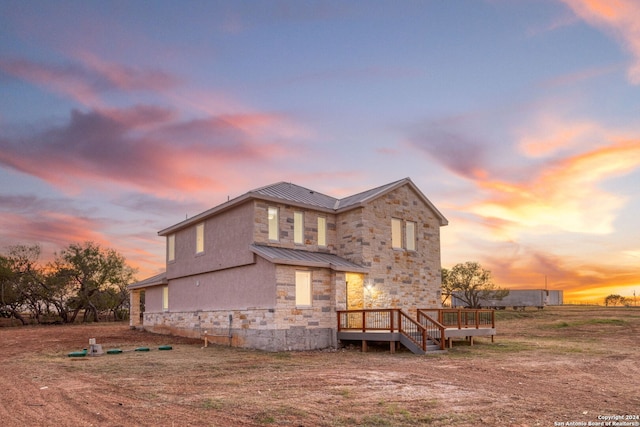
[1,0,639,303]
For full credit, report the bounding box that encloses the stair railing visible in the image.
[398,310,427,352]
[416,310,447,350]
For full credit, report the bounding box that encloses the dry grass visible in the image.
[1,306,639,426]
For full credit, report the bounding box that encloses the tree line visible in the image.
[0,242,135,325]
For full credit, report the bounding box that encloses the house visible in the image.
[128,178,449,351]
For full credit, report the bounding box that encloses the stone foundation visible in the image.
[143,309,336,351]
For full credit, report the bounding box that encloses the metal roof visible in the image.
[335,178,406,210]
[128,272,168,290]
[159,177,447,235]
[251,182,338,210]
[250,244,368,273]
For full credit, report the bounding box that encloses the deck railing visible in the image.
[337,309,447,352]
[416,310,446,350]
[420,308,495,329]
[337,309,396,332]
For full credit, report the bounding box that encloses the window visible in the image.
[295,271,312,307]
[167,234,175,262]
[294,211,304,244]
[196,223,204,253]
[268,206,279,241]
[162,286,169,311]
[317,216,326,246]
[406,221,416,251]
[391,218,402,249]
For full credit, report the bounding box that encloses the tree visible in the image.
[1,245,48,324]
[441,262,509,308]
[0,253,28,324]
[53,242,136,322]
[604,294,627,307]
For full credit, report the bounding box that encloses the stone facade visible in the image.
[336,185,443,315]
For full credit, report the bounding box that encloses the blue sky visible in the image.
[1,0,639,303]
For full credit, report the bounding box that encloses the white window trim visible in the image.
[295,271,312,307]
[196,223,205,254]
[406,220,416,251]
[294,211,304,245]
[162,285,169,312]
[167,234,175,262]
[317,216,327,247]
[268,206,279,241]
[391,218,403,249]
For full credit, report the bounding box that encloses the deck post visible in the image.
[362,340,368,352]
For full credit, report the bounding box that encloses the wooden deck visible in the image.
[337,308,496,354]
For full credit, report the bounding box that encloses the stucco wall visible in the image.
[167,256,276,312]
[167,200,255,280]
[144,285,164,313]
[141,264,346,351]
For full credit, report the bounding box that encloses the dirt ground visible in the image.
[0,306,639,427]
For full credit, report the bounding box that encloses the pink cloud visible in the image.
[561,0,640,84]
[75,52,179,92]
[0,106,296,197]
[0,56,180,107]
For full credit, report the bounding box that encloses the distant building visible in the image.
[451,289,564,310]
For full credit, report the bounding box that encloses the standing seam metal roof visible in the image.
[159,177,447,236]
[249,244,368,273]
[251,182,338,209]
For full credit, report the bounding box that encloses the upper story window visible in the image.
[268,206,279,241]
[167,234,175,262]
[391,218,402,249]
[317,216,326,247]
[406,221,416,251]
[196,223,204,253]
[294,211,304,244]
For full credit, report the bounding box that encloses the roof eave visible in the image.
[158,193,336,237]
[158,193,254,236]
[127,273,168,290]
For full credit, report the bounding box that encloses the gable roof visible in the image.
[250,244,368,273]
[159,177,447,236]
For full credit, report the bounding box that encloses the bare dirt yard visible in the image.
[1,306,639,427]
